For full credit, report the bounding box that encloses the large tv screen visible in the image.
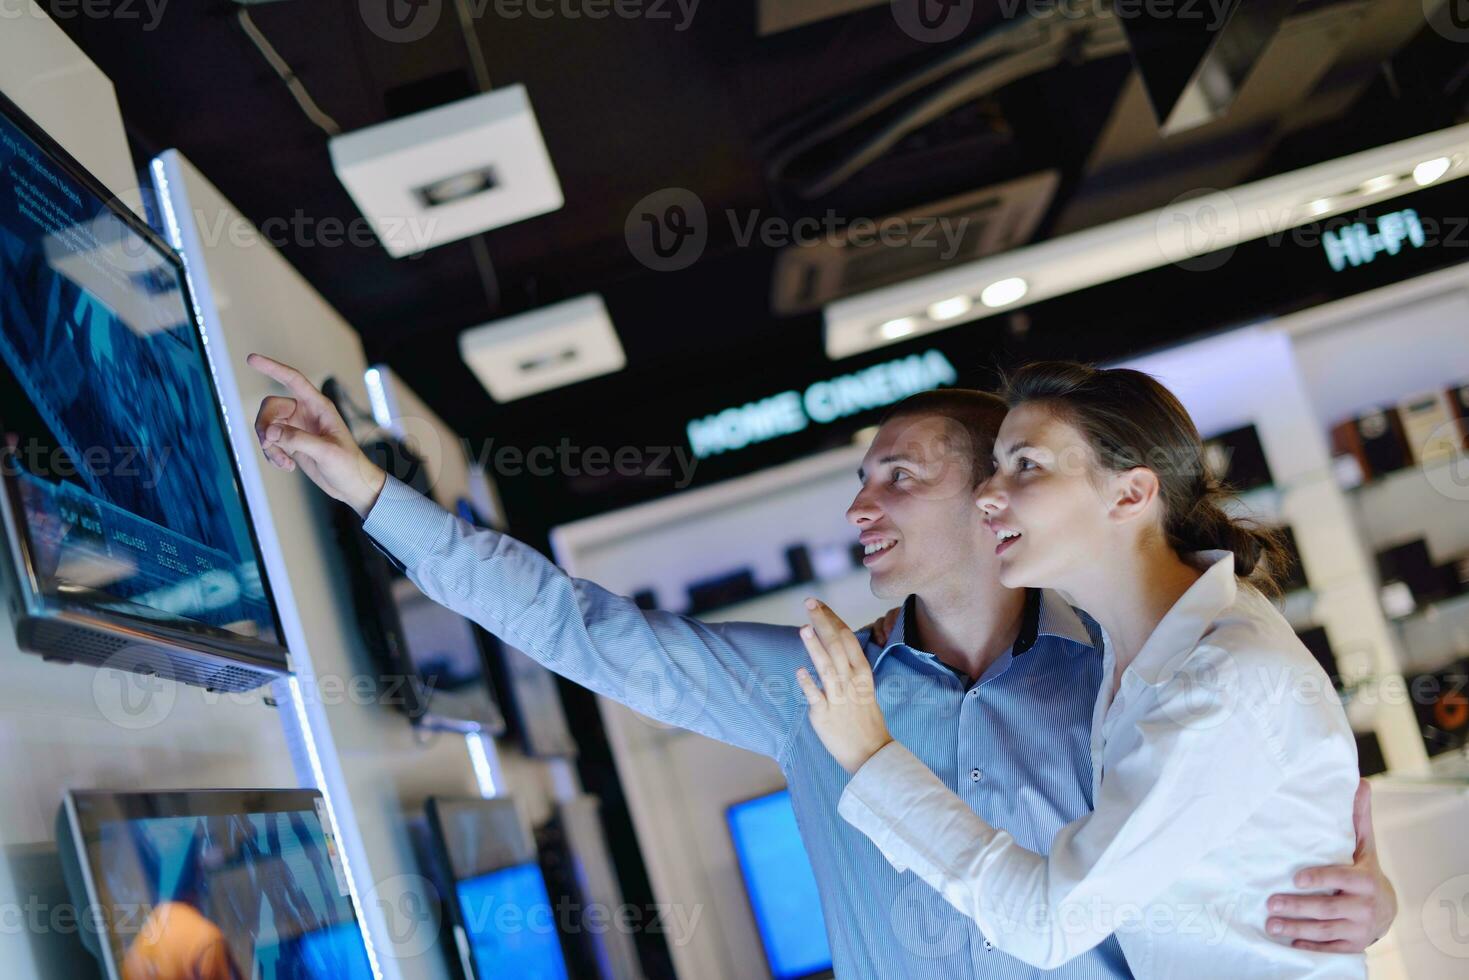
[60,788,373,980]
[726,789,832,980]
[0,91,286,689]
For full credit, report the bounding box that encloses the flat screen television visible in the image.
[58,788,373,980]
[726,789,833,980]
[323,380,506,734]
[425,796,570,980]
[0,90,287,691]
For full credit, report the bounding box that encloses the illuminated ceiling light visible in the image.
[980,277,1028,308]
[877,317,918,340]
[1357,174,1401,195]
[1304,198,1333,217]
[926,295,974,322]
[1413,156,1452,187]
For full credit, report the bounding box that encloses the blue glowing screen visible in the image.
[726,789,831,980]
[0,104,278,644]
[95,809,371,979]
[456,862,569,980]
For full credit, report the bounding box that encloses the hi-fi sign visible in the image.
[1322,209,1426,272]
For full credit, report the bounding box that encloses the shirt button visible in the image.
[984,940,995,951]
[970,768,983,783]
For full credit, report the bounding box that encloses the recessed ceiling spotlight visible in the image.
[1357,174,1401,196]
[980,277,1028,308]
[926,295,974,322]
[877,317,918,340]
[1413,156,1453,187]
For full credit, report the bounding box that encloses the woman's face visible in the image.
[975,402,1117,592]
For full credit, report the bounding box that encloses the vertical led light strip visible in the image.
[150,154,390,980]
[363,366,396,431]
[288,677,385,980]
[464,733,501,797]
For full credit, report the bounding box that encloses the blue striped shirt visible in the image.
[364,475,1131,980]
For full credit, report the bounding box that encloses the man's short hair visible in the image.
[878,388,1009,486]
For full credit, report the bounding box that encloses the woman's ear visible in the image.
[1108,467,1160,524]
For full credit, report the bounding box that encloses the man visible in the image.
[248,353,1393,979]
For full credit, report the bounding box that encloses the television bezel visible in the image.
[0,89,290,686]
[60,787,366,980]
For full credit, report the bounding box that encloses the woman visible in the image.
[795,361,1363,977]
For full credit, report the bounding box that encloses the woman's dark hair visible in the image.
[879,388,1010,487]
[1000,361,1288,594]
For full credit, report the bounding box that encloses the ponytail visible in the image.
[1168,483,1288,595]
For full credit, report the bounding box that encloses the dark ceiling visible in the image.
[47,0,1469,526]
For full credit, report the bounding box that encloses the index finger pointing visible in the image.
[247,353,330,407]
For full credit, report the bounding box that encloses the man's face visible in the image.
[847,413,996,600]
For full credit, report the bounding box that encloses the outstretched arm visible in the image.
[248,353,813,759]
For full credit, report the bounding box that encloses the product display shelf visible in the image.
[1390,592,1469,675]
[1283,272,1469,777]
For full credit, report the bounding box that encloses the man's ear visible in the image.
[1109,467,1159,524]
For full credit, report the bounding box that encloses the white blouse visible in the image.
[838,552,1364,978]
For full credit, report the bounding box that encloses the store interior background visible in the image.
[4,1,1469,979]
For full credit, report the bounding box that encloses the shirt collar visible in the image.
[871,588,1095,670]
[1129,550,1238,687]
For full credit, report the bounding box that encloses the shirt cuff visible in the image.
[360,474,451,572]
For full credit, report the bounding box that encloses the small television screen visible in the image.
[323,381,505,734]
[458,863,569,980]
[59,789,373,980]
[0,90,286,690]
[426,797,570,980]
[726,789,832,980]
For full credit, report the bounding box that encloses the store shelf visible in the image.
[1377,748,1469,787]
[1390,590,1469,624]
[1345,450,1469,497]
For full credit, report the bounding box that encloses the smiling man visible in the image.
[248,353,1394,979]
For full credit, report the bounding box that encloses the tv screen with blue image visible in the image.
[726,789,832,980]
[0,92,281,651]
[457,862,569,980]
[66,790,373,980]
